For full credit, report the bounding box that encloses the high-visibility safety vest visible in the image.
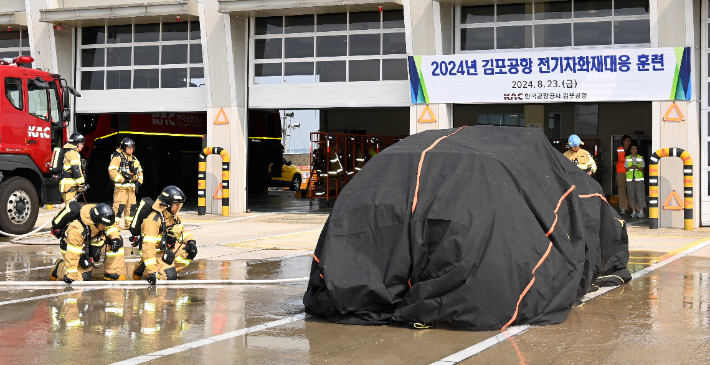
[626,155,644,181]
[616,146,627,173]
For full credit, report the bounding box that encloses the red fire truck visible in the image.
[0,56,80,235]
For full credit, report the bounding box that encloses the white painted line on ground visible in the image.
[0,265,54,276]
[0,288,96,307]
[431,326,531,365]
[629,238,710,280]
[429,238,710,365]
[110,313,308,365]
[0,278,309,288]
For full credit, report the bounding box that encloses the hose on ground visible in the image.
[0,217,54,240]
[5,212,268,245]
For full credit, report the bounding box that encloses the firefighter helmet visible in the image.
[120,137,135,151]
[68,132,85,145]
[89,203,116,226]
[567,134,582,148]
[158,185,186,207]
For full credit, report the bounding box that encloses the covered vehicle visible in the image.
[303,126,630,330]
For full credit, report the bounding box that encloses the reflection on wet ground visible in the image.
[248,190,332,213]
[1,233,710,364]
[0,243,312,281]
[0,285,307,364]
[0,254,311,365]
[464,253,710,365]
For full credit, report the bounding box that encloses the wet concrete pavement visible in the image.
[464,248,710,365]
[248,189,333,214]
[2,211,710,364]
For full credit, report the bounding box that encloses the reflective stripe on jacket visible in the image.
[563,148,597,173]
[109,149,144,189]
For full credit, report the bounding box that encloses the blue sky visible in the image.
[280,109,319,153]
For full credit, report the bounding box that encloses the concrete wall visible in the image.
[655,0,687,46]
[651,0,701,228]
[1,0,25,12]
[320,108,410,136]
[283,153,309,167]
[200,0,249,214]
[406,0,453,135]
[26,0,56,73]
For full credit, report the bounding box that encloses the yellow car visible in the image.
[268,160,303,191]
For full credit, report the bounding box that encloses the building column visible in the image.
[201,0,247,214]
[653,101,699,228]
[25,0,56,73]
[25,0,76,129]
[651,0,700,228]
[405,0,453,134]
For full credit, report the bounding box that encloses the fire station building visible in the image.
[2,0,708,228]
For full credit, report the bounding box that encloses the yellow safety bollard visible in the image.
[648,148,693,230]
[198,147,230,216]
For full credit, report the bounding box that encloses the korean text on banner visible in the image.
[409,47,691,104]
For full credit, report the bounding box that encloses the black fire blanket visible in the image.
[303,126,631,330]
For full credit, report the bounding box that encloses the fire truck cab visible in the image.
[0,56,79,235]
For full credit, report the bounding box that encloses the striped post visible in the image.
[648,148,693,230]
[198,147,230,216]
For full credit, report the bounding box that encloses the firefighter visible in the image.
[354,148,366,174]
[616,135,632,215]
[132,186,198,284]
[625,144,646,218]
[563,134,597,176]
[59,133,87,202]
[328,149,344,179]
[109,137,144,229]
[50,203,126,282]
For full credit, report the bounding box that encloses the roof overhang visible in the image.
[437,0,534,5]
[39,1,199,27]
[218,0,403,17]
[0,12,28,27]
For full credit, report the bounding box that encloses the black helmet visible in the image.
[68,132,85,145]
[89,203,116,226]
[158,185,186,206]
[120,137,135,151]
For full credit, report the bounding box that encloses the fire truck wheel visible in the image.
[290,175,302,191]
[0,177,39,235]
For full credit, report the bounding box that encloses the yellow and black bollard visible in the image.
[648,148,693,230]
[198,147,230,216]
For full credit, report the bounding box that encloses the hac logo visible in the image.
[27,126,50,138]
[152,113,176,126]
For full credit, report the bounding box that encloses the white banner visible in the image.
[408,47,691,104]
